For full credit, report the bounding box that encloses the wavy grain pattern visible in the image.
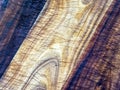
[0,0,120,90]
[0,0,46,78]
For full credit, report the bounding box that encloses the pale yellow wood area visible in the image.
[0,0,113,90]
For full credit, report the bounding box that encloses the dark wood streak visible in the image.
[62,0,120,90]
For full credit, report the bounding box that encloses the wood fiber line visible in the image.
[62,0,120,90]
[0,0,24,49]
[0,0,118,90]
[0,0,46,78]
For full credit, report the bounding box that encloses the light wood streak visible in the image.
[0,0,113,90]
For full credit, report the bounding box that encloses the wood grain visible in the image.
[0,0,120,90]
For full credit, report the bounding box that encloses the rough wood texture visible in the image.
[0,0,120,90]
